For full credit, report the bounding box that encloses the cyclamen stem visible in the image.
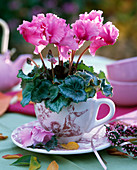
[68,50,75,75]
[57,46,62,66]
[39,52,47,71]
[51,63,55,79]
[75,45,90,69]
[27,58,39,68]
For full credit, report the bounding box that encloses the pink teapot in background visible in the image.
[0,19,32,92]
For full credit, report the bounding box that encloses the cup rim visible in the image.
[106,56,137,67]
[108,78,137,85]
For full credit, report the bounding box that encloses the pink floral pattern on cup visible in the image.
[35,98,115,143]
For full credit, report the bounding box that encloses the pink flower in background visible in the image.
[62,2,79,14]
[19,126,54,147]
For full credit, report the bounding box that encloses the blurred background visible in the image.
[0,0,137,60]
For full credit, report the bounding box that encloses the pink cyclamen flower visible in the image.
[72,20,99,42]
[80,10,103,23]
[45,13,67,44]
[18,128,34,147]
[32,126,54,145]
[58,46,71,61]
[89,38,107,56]
[57,25,78,60]
[99,21,119,45]
[17,14,49,54]
[19,126,54,147]
[58,25,78,51]
[89,22,119,56]
[48,57,57,64]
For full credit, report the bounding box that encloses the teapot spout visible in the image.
[14,54,33,70]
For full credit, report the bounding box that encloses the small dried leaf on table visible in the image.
[11,155,32,166]
[2,154,23,159]
[0,92,12,116]
[0,133,8,140]
[29,156,41,170]
[107,148,129,157]
[47,161,59,170]
[61,141,79,150]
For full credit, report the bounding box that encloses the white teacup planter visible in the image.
[35,97,115,143]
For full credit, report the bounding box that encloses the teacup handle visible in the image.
[86,98,115,133]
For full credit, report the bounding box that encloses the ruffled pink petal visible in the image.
[32,126,54,145]
[46,13,67,44]
[80,10,103,23]
[34,44,46,54]
[99,22,119,45]
[89,38,107,56]
[72,20,85,40]
[58,46,70,61]
[58,25,78,50]
[17,13,50,54]
[72,20,99,41]
[19,128,33,147]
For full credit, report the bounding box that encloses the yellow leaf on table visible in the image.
[61,142,79,150]
[0,133,8,140]
[29,156,41,170]
[107,148,129,157]
[47,161,59,170]
[0,92,12,116]
[2,154,23,159]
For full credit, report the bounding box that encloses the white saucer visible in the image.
[11,121,110,155]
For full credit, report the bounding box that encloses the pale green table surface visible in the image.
[0,113,137,170]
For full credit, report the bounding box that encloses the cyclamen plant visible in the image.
[17,10,119,113]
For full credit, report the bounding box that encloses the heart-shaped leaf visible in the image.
[59,75,87,103]
[49,85,59,101]
[98,70,110,84]
[75,71,94,85]
[85,86,96,98]
[21,82,34,107]
[17,69,37,81]
[31,80,52,103]
[44,136,58,151]
[77,60,94,73]
[45,95,71,113]
[101,79,113,96]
